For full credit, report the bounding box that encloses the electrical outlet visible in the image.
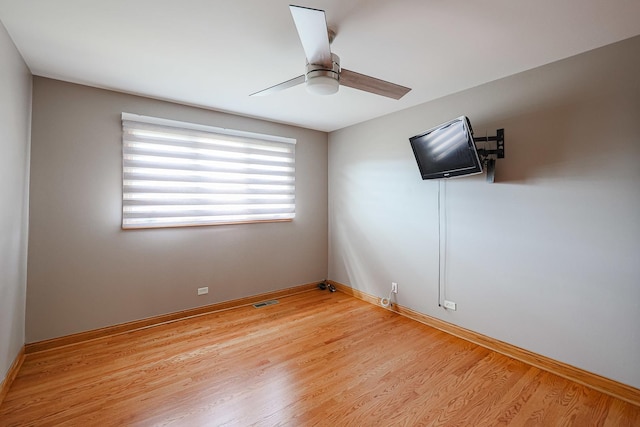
[391,282,398,294]
[197,287,209,296]
[443,300,457,310]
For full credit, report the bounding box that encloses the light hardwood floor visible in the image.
[1,290,639,426]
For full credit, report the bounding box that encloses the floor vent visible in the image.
[253,300,279,308]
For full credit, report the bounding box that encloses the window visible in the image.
[121,113,296,229]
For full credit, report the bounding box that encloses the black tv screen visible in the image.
[409,116,482,180]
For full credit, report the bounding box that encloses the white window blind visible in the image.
[122,113,296,229]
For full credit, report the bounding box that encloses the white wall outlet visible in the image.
[443,300,457,310]
[391,282,398,294]
[197,287,209,296]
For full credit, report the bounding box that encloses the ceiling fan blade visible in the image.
[340,69,411,100]
[289,5,332,67]
[250,75,305,96]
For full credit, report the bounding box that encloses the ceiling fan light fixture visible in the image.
[306,73,339,95]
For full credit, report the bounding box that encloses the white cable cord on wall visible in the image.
[437,179,447,307]
[380,289,394,308]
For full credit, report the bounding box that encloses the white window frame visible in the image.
[122,113,296,229]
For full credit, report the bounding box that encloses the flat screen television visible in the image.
[409,116,482,180]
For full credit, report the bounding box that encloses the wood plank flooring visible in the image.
[1,290,639,426]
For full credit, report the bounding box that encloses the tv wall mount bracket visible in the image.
[474,128,505,183]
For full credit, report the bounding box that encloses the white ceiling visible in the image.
[1,0,639,132]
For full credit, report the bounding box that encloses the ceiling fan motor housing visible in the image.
[305,53,340,95]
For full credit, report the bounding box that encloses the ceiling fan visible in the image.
[251,5,411,99]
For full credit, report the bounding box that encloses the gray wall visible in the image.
[0,20,31,382]
[329,36,640,388]
[27,78,328,342]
